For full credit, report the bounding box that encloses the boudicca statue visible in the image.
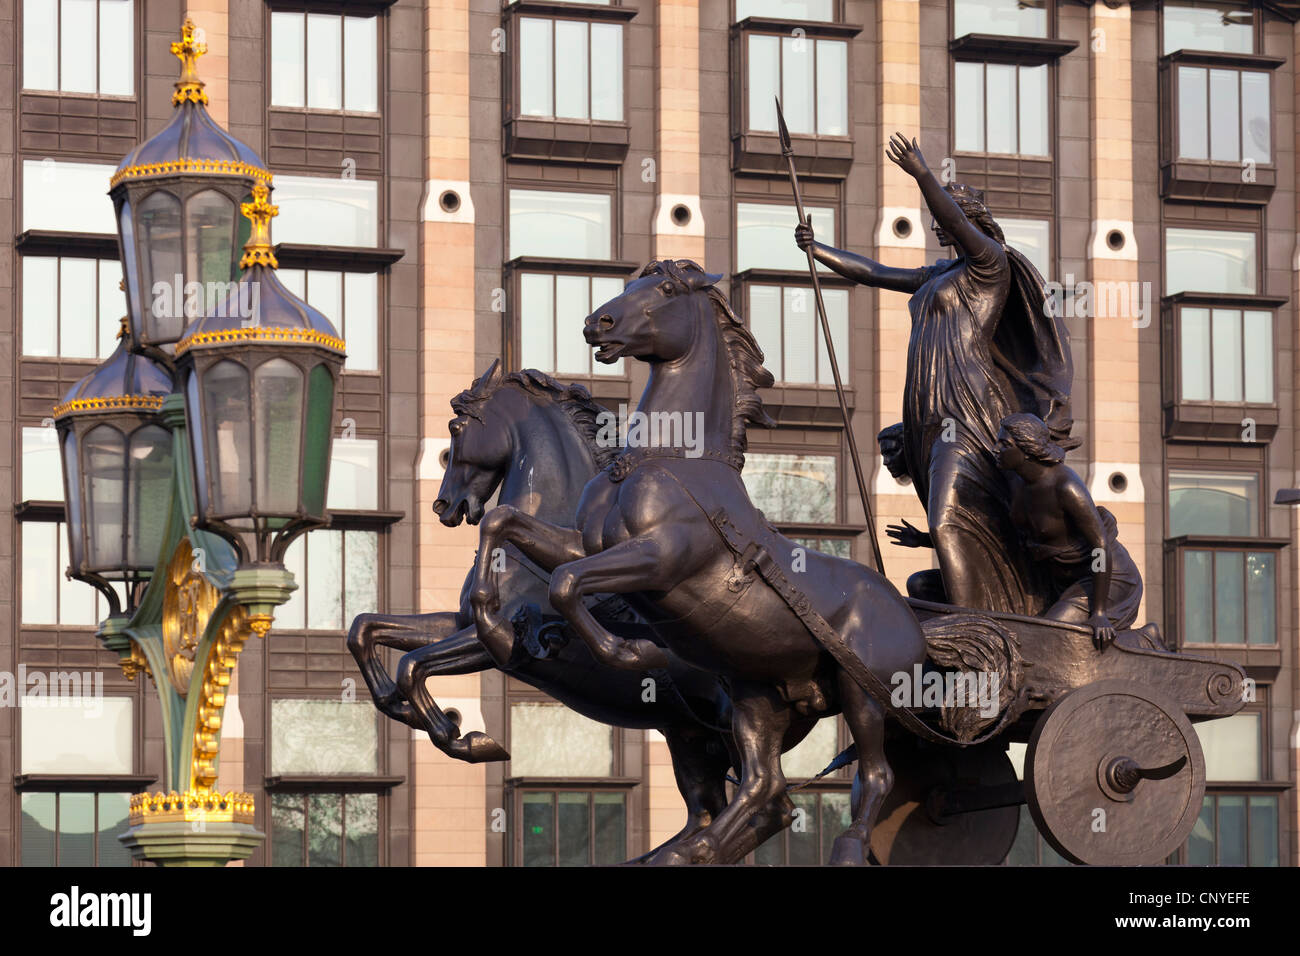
[351,131,1248,867]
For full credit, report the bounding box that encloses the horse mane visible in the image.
[638,259,775,461]
[451,367,619,470]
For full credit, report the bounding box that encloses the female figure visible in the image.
[797,133,1074,615]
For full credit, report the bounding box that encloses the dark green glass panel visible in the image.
[344,793,379,867]
[557,792,589,867]
[1004,806,1038,865]
[271,793,306,866]
[789,793,818,866]
[1217,795,1246,866]
[521,792,554,867]
[1245,552,1275,645]
[1183,550,1213,644]
[97,792,132,867]
[1247,796,1278,867]
[592,792,626,865]
[1187,797,1215,864]
[307,793,344,867]
[59,792,95,867]
[820,792,851,864]
[301,363,335,517]
[20,793,56,866]
[1213,551,1245,644]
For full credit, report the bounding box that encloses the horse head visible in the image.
[583,259,722,366]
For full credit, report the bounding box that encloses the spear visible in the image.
[776,97,886,575]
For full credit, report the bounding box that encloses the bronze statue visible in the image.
[797,134,1075,616]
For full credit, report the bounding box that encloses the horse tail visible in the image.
[921,613,1023,743]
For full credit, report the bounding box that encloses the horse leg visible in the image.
[395,624,509,763]
[347,611,464,726]
[828,672,892,866]
[636,727,731,864]
[652,682,795,865]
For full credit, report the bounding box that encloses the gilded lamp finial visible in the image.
[171,19,209,106]
[239,182,279,269]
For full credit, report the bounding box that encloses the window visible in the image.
[509,189,613,261]
[270,10,377,112]
[272,176,379,248]
[326,438,380,511]
[1165,228,1256,295]
[1175,66,1270,165]
[22,426,65,502]
[271,792,378,866]
[735,0,835,19]
[1186,794,1278,865]
[517,789,627,866]
[953,0,1047,39]
[1196,711,1262,781]
[21,696,134,773]
[1163,2,1254,55]
[271,699,379,774]
[954,62,1049,156]
[753,790,852,865]
[1169,470,1258,537]
[519,272,625,377]
[736,202,836,272]
[746,284,848,385]
[22,257,124,359]
[279,530,379,632]
[22,161,118,234]
[21,522,125,626]
[790,536,852,559]
[518,17,623,122]
[1176,307,1271,403]
[745,33,847,137]
[21,791,132,866]
[743,453,837,524]
[509,701,615,777]
[277,270,378,371]
[1000,218,1051,279]
[22,0,134,96]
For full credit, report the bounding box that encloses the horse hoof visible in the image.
[829,834,869,866]
[613,639,669,672]
[452,731,510,763]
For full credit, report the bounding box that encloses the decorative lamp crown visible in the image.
[171,18,209,106]
[239,182,279,270]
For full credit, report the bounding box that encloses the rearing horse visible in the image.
[471,259,928,864]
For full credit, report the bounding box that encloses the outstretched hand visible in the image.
[886,132,928,179]
[886,519,931,549]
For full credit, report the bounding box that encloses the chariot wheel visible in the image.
[1024,678,1205,866]
[870,736,1021,865]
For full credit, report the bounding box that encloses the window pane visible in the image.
[1241,311,1271,403]
[521,793,554,866]
[97,792,131,866]
[1245,552,1275,645]
[345,793,379,866]
[782,286,815,383]
[61,0,98,93]
[820,792,852,864]
[557,792,590,866]
[1179,308,1211,400]
[1217,795,1246,865]
[306,13,342,110]
[815,40,847,136]
[1000,219,1051,279]
[1169,471,1258,537]
[1163,3,1254,55]
[22,257,58,356]
[24,425,64,503]
[1018,65,1048,156]
[555,275,592,375]
[789,792,819,865]
[307,793,344,866]
[1177,67,1209,160]
[1194,712,1259,780]
[592,793,626,865]
[519,18,553,117]
[1208,69,1240,162]
[306,269,344,328]
[555,20,589,120]
[954,62,985,152]
[343,15,378,112]
[509,702,614,777]
[271,793,305,866]
[23,0,58,91]
[1213,550,1244,644]
[780,716,838,778]
[509,189,611,260]
[590,276,625,376]
[736,202,834,272]
[98,261,123,358]
[1187,797,1214,863]
[781,35,815,136]
[1165,228,1255,295]
[21,521,58,625]
[20,793,56,866]
[23,161,118,234]
[59,792,96,866]
[818,287,849,385]
[748,285,782,382]
[60,258,98,358]
[954,0,1047,38]
[327,437,379,511]
[520,273,555,372]
[736,0,834,19]
[271,12,306,107]
[344,531,379,630]
[743,453,836,523]
[273,176,378,247]
[271,699,379,774]
[1240,71,1269,164]
[1248,796,1278,866]
[1210,308,1243,402]
[60,528,98,627]
[1183,550,1213,642]
[98,0,133,96]
[985,64,1017,154]
[20,696,133,773]
[747,35,779,132]
[342,273,379,371]
[307,529,344,630]
[590,23,623,121]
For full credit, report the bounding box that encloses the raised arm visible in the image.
[885,133,1005,266]
[1058,477,1115,650]
[794,221,931,294]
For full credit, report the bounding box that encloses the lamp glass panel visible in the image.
[186,190,238,306]
[62,430,84,569]
[83,424,126,569]
[201,360,252,516]
[136,190,185,342]
[302,363,336,516]
[127,424,171,567]
[253,358,305,514]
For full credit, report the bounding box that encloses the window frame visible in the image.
[950,0,1056,42]
[732,193,842,275]
[1159,0,1260,57]
[742,441,846,530]
[265,5,383,115]
[949,58,1053,160]
[15,779,153,867]
[20,0,140,99]
[506,780,637,867]
[731,273,854,389]
[1161,222,1262,298]
[274,525,388,633]
[505,182,620,265]
[264,787,393,867]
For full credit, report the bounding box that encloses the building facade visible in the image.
[1,0,1295,866]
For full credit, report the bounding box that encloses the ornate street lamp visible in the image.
[109,20,271,362]
[175,182,347,568]
[53,322,174,616]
